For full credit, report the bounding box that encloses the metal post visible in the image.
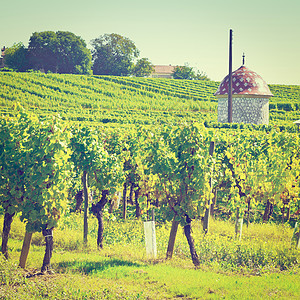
[228,29,233,123]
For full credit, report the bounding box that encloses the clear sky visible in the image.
[1,0,299,85]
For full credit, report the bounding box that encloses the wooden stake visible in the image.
[122,181,127,220]
[203,141,215,234]
[19,231,33,269]
[82,170,89,244]
[166,217,179,259]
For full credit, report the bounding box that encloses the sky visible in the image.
[1,0,299,85]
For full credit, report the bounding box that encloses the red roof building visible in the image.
[214,65,273,97]
[214,65,273,124]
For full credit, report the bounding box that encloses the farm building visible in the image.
[150,65,176,79]
[214,65,273,124]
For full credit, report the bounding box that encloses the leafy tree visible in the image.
[172,63,209,80]
[172,64,195,80]
[27,31,57,73]
[3,43,28,71]
[55,31,92,74]
[194,70,210,81]
[27,31,92,74]
[91,33,139,76]
[132,58,154,77]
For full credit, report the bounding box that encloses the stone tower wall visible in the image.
[217,96,269,124]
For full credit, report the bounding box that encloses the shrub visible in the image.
[0,254,25,286]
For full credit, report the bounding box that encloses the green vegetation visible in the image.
[3,32,155,78]
[27,31,92,75]
[172,63,210,81]
[0,71,299,126]
[0,72,299,298]
[1,109,299,268]
[91,33,140,76]
[0,216,299,299]
[0,71,217,126]
[2,43,28,72]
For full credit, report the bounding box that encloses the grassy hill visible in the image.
[0,71,299,126]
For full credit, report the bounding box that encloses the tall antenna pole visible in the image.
[228,29,233,123]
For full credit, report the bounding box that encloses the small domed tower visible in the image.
[214,63,273,124]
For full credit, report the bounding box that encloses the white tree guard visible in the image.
[144,221,157,258]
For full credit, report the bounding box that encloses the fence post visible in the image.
[203,141,215,234]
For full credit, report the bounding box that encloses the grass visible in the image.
[0,214,299,299]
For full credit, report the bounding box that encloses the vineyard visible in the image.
[0,71,300,298]
[0,71,299,126]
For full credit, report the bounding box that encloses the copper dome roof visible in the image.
[214,66,273,97]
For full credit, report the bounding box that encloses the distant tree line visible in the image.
[2,31,208,80]
[1,31,154,77]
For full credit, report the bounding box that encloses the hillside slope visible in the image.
[0,71,299,126]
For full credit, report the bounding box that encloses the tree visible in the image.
[27,31,57,73]
[172,63,209,80]
[172,64,195,80]
[55,31,92,74]
[194,70,210,81]
[132,58,154,77]
[91,33,139,76]
[3,42,28,71]
[27,31,92,74]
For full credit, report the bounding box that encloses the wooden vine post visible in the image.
[19,232,33,268]
[82,170,89,245]
[122,181,127,220]
[203,141,215,234]
[166,217,179,259]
